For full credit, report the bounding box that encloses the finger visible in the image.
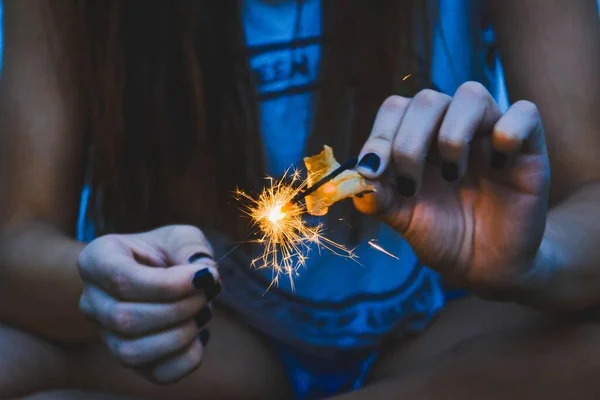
[147,337,205,385]
[102,319,200,367]
[490,100,547,169]
[392,89,451,196]
[356,95,411,178]
[83,284,207,336]
[140,225,215,265]
[80,246,218,302]
[437,82,502,181]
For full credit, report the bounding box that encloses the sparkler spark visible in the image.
[368,239,399,260]
[235,169,358,290]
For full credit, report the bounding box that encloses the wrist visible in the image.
[489,236,560,307]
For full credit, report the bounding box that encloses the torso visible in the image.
[79,0,504,355]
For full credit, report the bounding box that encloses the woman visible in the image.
[0,0,599,399]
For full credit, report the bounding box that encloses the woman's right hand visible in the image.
[77,225,221,384]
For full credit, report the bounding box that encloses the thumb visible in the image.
[353,179,415,235]
[141,225,216,266]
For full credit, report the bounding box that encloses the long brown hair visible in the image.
[53,0,432,239]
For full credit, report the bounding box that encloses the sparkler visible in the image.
[228,151,398,290]
[233,163,359,290]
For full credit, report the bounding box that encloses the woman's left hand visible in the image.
[355,82,550,297]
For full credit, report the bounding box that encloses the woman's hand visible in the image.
[78,225,221,384]
[355,82,550,298]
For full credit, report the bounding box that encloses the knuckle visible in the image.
[513,100,539,117]
[78,235,122,280]
[114,341,143,367]
[413,89,448,107]
[168,225,214,258]
[186,344,204,371]
[438,137,468,157]
[380,95,410,111]
[392,141,422,164]
[172,225,206,242]
[109,303,136,333]
[456,81,489,99]
[109,271,134,299]
[78,292,95,319]
[77,247,92,274]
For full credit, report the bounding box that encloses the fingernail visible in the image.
[188,252,213,264]
[198,329,210,347]
[490,150,507,169]
[441,160,459,181]
[204,282,222,302]
[193,269,216,290]
[396,176,416,197]
[357,153,381,173]
[195,307,212,328]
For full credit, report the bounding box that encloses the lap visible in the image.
[340,296,600,399]
[5,296,599,399]
[0,307,292,400]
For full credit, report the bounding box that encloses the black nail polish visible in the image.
[198,329,210,347]
[441,161,459,181]
[490,150,508,169]
[396,176,417,197]
[195,307,212,328]
[192,269,216,290]
[357,153,381,173]
[204,282,222,302]
[188,252,213,264]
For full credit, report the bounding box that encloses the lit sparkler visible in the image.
[235,169,358,290]
[231,148,400,290]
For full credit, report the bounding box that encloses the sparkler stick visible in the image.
[290,157,359,205]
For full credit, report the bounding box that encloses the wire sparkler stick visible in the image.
[289,157,359,205]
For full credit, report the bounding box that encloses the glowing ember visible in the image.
[267,207,286,223]
[235,169,357,290]
[368,239,399,260]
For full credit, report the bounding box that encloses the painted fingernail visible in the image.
[357,153,381,173]
[188,252,213,264]
[204,282,222,302]
[193,269,216,290]
[195,307,212,328]
[396,176,417,197]
[490,150,507,169]
[198,329,210,347]
[441,160,459,181]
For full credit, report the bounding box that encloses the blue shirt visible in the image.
[212,0,444,353]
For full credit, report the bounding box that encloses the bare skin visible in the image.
[3,298,600,399]
[1,0,599,399]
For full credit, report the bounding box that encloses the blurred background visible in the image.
[0,0,598,95]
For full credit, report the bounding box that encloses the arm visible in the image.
[0,0,96,340]
[490,0,600,311]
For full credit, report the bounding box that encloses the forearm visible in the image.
[0,220,97,341]
[511,181,600,312]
